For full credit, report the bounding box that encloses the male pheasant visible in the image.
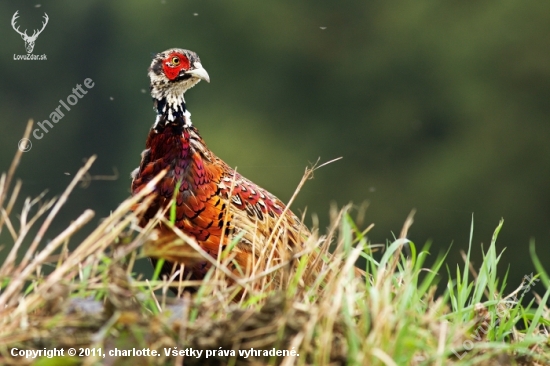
[131,48,313,289]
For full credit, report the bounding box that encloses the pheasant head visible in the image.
[148,48,210,126]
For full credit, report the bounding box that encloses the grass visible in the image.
[0,120,548,365]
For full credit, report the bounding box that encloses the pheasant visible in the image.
[131,48,314,290]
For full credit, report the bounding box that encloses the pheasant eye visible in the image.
[161,53,191,80]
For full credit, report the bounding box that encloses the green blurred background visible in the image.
[1,1,549,293]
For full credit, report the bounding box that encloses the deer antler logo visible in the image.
[11,11,49,54]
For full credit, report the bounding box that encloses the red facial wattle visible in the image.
[162,53,190,80]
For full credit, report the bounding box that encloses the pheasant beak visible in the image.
[185,63,210,83]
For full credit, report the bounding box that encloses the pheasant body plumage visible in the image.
[131,49,309,285]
